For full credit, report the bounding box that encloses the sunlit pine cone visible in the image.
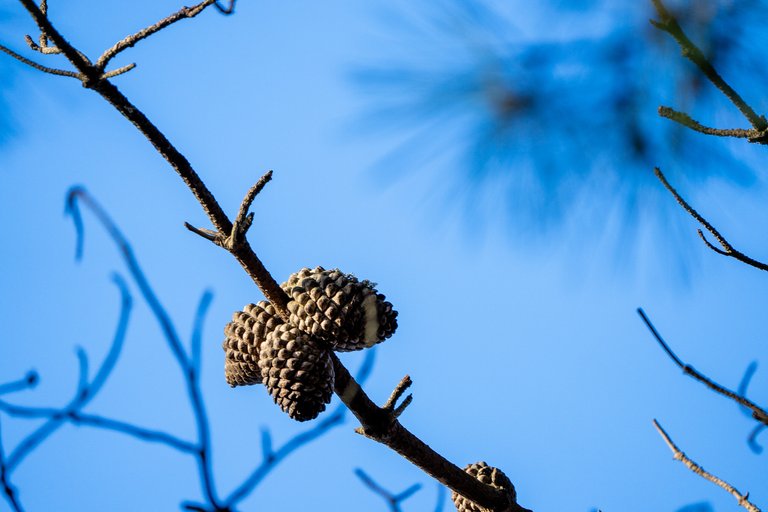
[282,266,398,351]
[258,323,334,421]
[222,301,282,387]
[451,462,516,512]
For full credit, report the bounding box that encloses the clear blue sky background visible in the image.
[1,1,768,511]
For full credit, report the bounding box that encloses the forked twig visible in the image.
[355,468,422,512]
[654,168,768,271]
[653,420,762,512]
[638,309,768,426]
[650,0,768,135]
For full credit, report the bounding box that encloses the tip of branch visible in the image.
[25,370,39,386]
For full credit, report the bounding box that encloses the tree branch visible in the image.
[653,420,762,512]
[650,0,768,134]
[638,309,768,426]
[654,168,768,271]
[658,106,760,140]
[95,0,218,71]
[11,3,531,510]
[0,372,38,396]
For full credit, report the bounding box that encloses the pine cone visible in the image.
[258,323,334,421]
[451,462,516,512]
[222,301,282,387]
[282,266,398,351]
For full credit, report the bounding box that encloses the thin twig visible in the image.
[653,420,762,512]
[0,372,38,396]
[355,467,422,512]
[214,0,236,15]
[72,412,197,453]
[65,187,223,509]
[230,171,273,249]
[658,106,760,139]
[638,308,768,426]
[654,168,768,271]
[747,424,765,455]
[738,362,760,419]
[0,419,24,512]
[383,375,413,410]
[650,0,768,132]
[5,276,132,471]
[101,63,136,79]
[190,290,214,375]
[0,43,79,78]
[96,0,218,71]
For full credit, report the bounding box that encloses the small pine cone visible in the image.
[451,462,516,512]
[222,301,282,387]
[282,266,398,351]
[258,323,334,421]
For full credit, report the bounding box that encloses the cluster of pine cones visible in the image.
[222,266,398,421]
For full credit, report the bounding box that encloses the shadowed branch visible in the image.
[355,467,422,512]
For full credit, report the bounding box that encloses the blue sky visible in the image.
[1,1,768,511]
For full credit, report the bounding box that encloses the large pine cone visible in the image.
[451,462,516,512]
[282,266,398,351]
[222,301,282,387]
[258,323,334,421]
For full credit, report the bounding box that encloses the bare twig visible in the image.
[650,0,768,133]
[654,168,768,271]
[638,308,768,426]
[65,187,223,509]
[190,290,214,374]
[0,419,24,512]
[653,420,762,512]
[383,375,413,418]
[0,372,38,396]
[738,362,760,418]
[96,0,218,71]
[5,275,132,471]
[355,468,422,512]
[658,106,760,140]
[101,63,136,79]
[214,1,236,15]
[747,424,765,455]
[0,43,79,78]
